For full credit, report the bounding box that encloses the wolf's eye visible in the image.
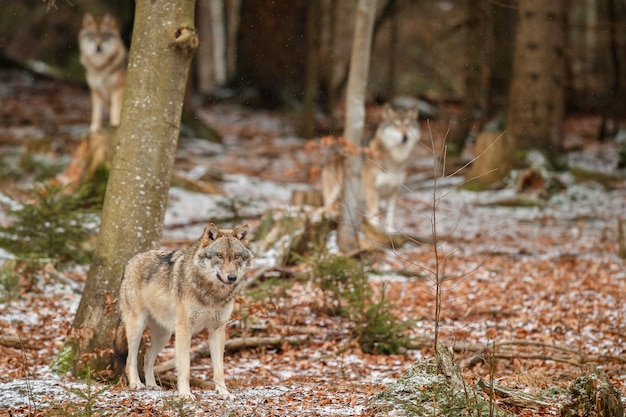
[215,253,224,259]
[234,254,241,260]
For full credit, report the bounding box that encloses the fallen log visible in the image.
[477,379,551,409]
[154,335,308,374]
[0,336,37,350]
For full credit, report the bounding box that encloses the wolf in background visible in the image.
[115,223,253,400]
[322,102,421,228]
[78,13,127,132]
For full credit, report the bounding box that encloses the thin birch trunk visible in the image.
[337,0,377,252]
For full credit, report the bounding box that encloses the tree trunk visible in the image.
[299,0,321,138]
[196,0,214,94]
[337,0,377,252]
[209,0,227,86]
[319,0,338,127]
[225,0,241,80]
[470,0,565,187]
[59,0,198,377]
[448,0,487,158]
[598,0,621,142]
[505,0,566,151]
[385,0,398,99]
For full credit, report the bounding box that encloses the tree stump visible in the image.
[560,366,624,417]
[465,131,514,189]
[369,345,513,416]
[253,206,333,266]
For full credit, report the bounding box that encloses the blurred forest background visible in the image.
[1,0,625,146]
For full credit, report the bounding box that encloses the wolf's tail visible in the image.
[113,318,127,376]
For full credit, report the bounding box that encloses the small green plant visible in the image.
[163,396,194,417]
[47,368,119,417]
[20,153,66,182]
[312,252,413,354]
[0,183,100,266]
[0,260,19,302]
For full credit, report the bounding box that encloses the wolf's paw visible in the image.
[129,382,146,391]
[216,388,235,401]
[145,384,162,391]
[178,391,196,401]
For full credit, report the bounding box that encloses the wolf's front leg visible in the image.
[110,86,124,127]
[89,90,103,133]
[208,325,234,400]
[384,191,399,229]
[175,318,194,400]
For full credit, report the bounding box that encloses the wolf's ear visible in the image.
[405,105,419,121]
[234,224,250,246]
[83,13,95,27]
[102,13,117,29]
[200,223,221,247]
[382,103,396,120]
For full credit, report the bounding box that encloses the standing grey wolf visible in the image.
[322,102,420,228]
[116,223,253,400]
[78,13,127,132]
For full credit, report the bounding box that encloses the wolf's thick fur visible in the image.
[116,223,253,400]
[78,13,127,132]
[322,103,420,228]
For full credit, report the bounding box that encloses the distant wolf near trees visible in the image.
[322,101,421,228]
[78,13,127,132]
[114,224,253,400]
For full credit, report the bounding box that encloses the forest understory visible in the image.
[0,70,625,416]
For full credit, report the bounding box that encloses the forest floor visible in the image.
[0,69,625,416]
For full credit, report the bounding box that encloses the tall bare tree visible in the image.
[299,0,321,138]
[209,0,227,87]
[196,0,227,93]
[58,0,198,376]
[337,0,377,252]
[448,0,490,159]
[226,0,241,79]
[196,0,214,94]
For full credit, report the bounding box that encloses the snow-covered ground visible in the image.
[1,100,625,416]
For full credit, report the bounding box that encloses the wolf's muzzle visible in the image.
[217,272,237,285]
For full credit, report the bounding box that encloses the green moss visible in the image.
[0,261,19,302]
[50,344,76,375]
[460,178,490,192]
[371,356,513,417]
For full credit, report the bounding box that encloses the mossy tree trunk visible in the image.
[58,0,198,377]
